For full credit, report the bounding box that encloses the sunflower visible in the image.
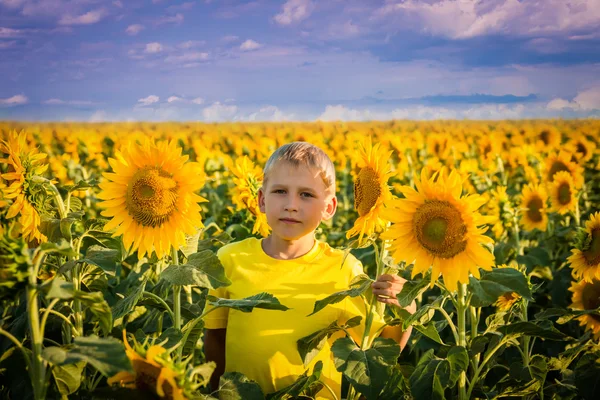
[566,137,596,164]
[533,126,561,151]
[346,137,394,243]
[519,183,548,232]
[493,263,522,311]
[483,186,513,239]
[569,279,600,339]
[568,212,600,283]
[98,138,207,259]
[544,150,584,188]
[108,331,188,400]
[230,156,270,237]
[381,168,495,292]
[0,131,48,244]
[549,171,578,215]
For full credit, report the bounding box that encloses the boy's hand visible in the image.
[371,274,407,308]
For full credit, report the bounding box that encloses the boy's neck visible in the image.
[262,235,316,260]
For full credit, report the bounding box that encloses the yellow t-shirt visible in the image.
[204,237,386,399]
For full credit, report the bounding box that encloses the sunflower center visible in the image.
[581,280,600,311]
[354,166,381,217]
[413,200,467,259]
[126,167,178,227]
[526,196,543,222]
[539,130,549,145]
[576,142,587,157]
[557,182,571,205]
[583,228,600,266]
[548,161,569,181]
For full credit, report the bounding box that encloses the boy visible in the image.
[204,142,415,399]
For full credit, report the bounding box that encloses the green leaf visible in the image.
[43,336,132,377]
[535,307,600,325]
[574,352,600,400]
[332,337,400,400]
[43,278,75,300]
[75,291,112,335]
[297,317,362,367]
[414,323,444,345]
[182,319,204,357]
[517,247,551,271]
[309,275,372,316]
[498,321,568,341]
[396,278,429,308]
[63,179,99,193]
[82,245,120,276]
[52,361,85,397]
[447,346,469,387]
[207,292,290,313]
[161,250,231,289]
[469,268,532,308]
[218,372,265,400]
[409,350,449,400]
[266,361,324,400]
[403,304,436,330]
[528,355,548,390]
[39,239,77,257]
[111,277,148,324]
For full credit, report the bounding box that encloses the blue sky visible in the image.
[1,0,600,121]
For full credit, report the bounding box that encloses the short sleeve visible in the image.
[203,247,231,330]
[339,256,387,346]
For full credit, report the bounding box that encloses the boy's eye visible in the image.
[301,192,314,198]
[273,189,286,194]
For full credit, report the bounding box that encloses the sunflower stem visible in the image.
[457,283,468,400]
[521,299,530,367]
[469,306,480,373]
[46,180,68,220]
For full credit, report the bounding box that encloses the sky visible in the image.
[1,0,600,122]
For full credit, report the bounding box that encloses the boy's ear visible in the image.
[322,195,337,221]
[258,187,266,213]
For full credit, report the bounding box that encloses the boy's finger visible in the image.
[376,274,396,281]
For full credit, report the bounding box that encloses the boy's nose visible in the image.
[284,199,298,212]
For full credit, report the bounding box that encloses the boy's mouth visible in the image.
[280,218,301,223]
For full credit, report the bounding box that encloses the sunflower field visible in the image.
[1,119,600,400]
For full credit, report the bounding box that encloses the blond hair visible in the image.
[263,142,336,192]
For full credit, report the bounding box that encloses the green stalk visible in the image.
[27,250,48,400]
[457,283,468,400]
[521,299,530,367]
[359,240,385,350]
[470,306,480,373]
[172,247,183,360]
[466,339,507,399]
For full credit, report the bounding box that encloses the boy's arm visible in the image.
[371,274,417,351]
[204,328,227,391]
[379,300,417,351]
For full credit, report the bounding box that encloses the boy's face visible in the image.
[258,161,337,242]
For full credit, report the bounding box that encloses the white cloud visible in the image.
[0,94,28,105]
[240,39,262,51]
[202,101,238,121]
[0,0,25,9]
[192,97,205,105]
[546,86,600,111]
[43,98,94,106]
[0,27,24,38]
[317,103,532,121]
[373,0,600,39]
[89,110,108,122]
[221,35,239,42]
[113,1,123,8]
[247,105,295,121]
[164,51,209,64]
[327,20,361,39]
[126,24,144,35]
[167,96,182,103]
[156,13,184,25]
[59,9,105,26]
[573,86,600,110]
[137,95,159,106]
[145,42,163,53]
[178,40,205,49]
[274,0,314,26]
[0,40,17,49]
[546,98,576,110]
